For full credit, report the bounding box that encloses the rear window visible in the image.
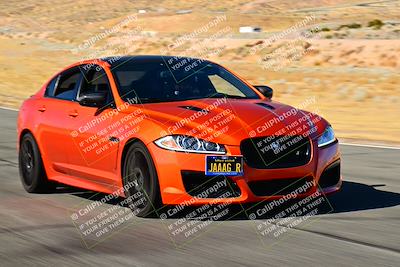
[44,76,59,97]
[54,68,82,101]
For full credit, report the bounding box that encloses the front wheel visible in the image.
[122,141,161,217]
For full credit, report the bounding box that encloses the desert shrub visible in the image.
[348,23,362,29]
[311,27,330,33]
[338,23,362,30]
[368,19,384,30]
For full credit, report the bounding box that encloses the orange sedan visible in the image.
[17,56,341,216]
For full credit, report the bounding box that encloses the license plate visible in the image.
[205,155,244,176]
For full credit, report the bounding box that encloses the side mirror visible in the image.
[254,85,273,99]
[78,92,106,107]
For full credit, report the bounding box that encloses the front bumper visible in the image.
[148,140,341,205]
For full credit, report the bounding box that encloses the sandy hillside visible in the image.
[0,0,399,144]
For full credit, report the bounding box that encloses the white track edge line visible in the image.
[340,142,400,150]
[0,106,18,111]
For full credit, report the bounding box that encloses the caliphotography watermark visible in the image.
[69,179,149,248]
[245,179,334,248]
[70,97,147,165]
[160,15,232,82]
[158,175,241,248]
[250,15,322,71]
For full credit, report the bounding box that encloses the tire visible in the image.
[122,141,161,217]
[19,133,54,193]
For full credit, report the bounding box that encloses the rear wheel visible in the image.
[19,133,54,193]
[122,141,161,217]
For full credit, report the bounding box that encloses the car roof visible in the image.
[100,55,210,67]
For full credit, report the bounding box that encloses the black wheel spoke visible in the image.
[124,149,152,212]
[20,139,35,185]
[19,133,52,193]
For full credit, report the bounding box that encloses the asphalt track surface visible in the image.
[0,108,399,266]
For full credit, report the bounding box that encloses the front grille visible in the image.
[248,176,314,197]
[181,171,241,198]
[240,135,311,169]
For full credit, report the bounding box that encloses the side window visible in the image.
[44,75,59,97]
[78,67,114,107]
[54,68,82,101]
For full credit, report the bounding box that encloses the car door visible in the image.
[65,65,120,189]
[37,67,82,175]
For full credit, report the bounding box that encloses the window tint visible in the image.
[54,68,81,100]
[114,71,146,87]
[44,76,59,97]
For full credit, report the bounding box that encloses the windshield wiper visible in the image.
[139,98,166,103]
[137,94,247,103]
[207,92,248,99]
[138,97,201,103]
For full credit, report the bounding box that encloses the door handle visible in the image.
[68,110,79,117]
[37,106,46,112]
[109,136,120,143]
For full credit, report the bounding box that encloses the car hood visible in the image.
[123,98,328,145]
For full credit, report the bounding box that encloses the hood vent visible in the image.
[256,102,275,110]
[178,105,208,113]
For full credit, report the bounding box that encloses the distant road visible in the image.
[0,108,399,266]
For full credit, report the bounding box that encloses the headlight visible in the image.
[154,135,226,154]
[318,126,336,147]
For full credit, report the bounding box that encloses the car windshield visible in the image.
[110,59,260,103]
